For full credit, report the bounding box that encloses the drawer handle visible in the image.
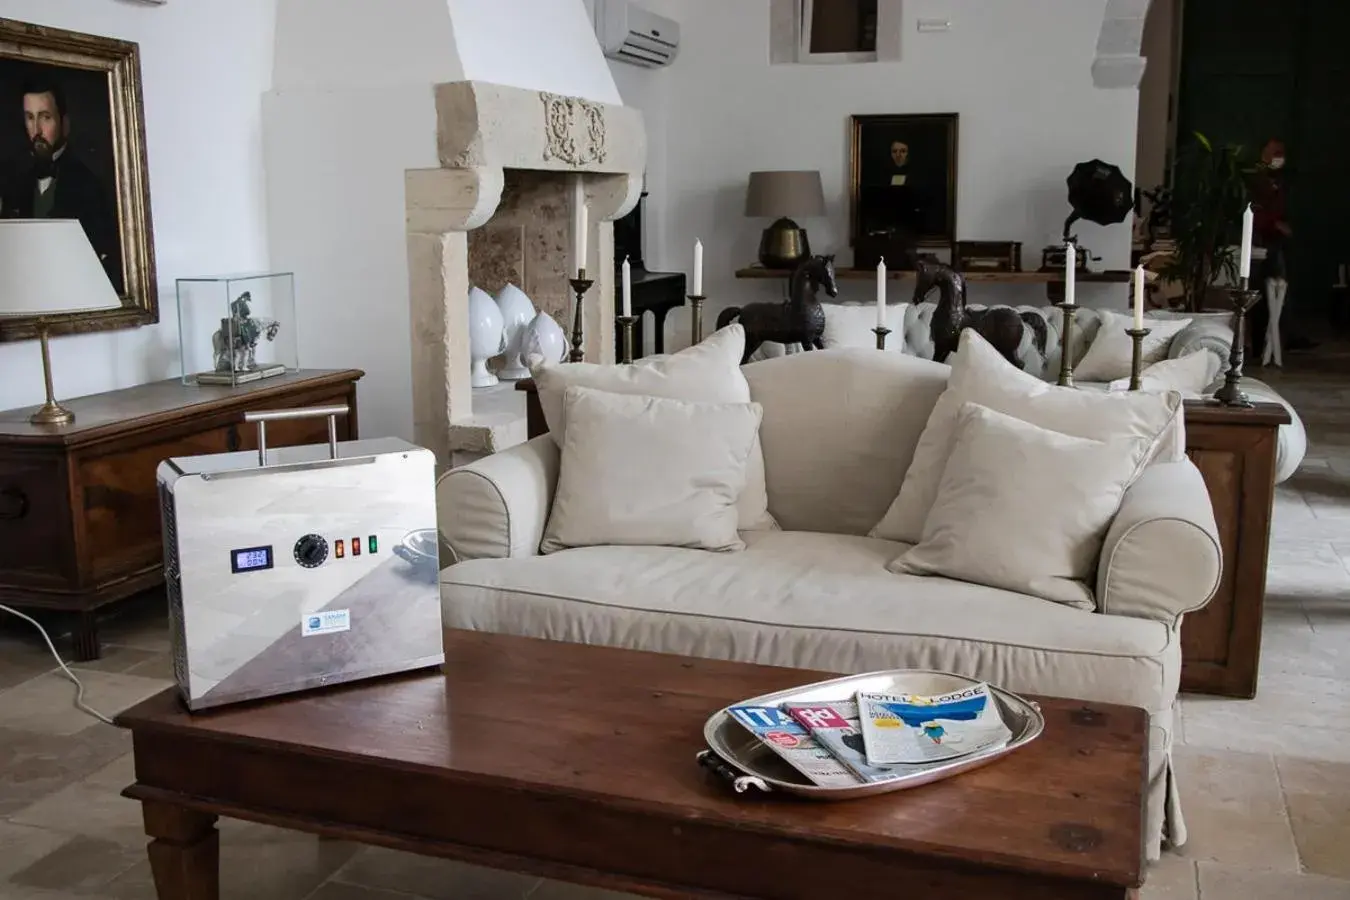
[0,487,27,520]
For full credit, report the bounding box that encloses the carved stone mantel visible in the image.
[406,81,647,466]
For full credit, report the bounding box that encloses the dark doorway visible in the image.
[1177,0,1350,330]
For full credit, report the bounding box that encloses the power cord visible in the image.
[0,603,116,725]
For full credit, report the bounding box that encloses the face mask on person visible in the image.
[1269,157,1286,170]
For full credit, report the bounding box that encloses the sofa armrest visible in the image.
[436,436,560,563]
[1169,315,1234,364]
[1096,460,1222,627]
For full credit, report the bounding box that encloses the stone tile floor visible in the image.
[0,357,1348,899]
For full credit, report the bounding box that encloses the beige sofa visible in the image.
[436,348,1222,859]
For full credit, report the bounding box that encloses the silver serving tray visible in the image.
[699,669,1044,799]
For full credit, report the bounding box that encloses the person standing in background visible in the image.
[1248,138,1291,365]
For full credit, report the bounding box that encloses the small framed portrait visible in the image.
[850,113,959,248]
[0,18,157,341]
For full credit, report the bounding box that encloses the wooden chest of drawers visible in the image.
[0,369,363,659]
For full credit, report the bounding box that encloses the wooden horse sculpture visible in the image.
[717,255,838,364]
[915,260,1028,368]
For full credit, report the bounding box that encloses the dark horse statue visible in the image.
[717,255,838,364]
[915,260,1028,368]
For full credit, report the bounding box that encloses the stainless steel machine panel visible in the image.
[157,406,444,711]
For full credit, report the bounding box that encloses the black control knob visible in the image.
[293,534,329,568]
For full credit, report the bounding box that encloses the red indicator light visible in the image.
[335,539,345,558]
[351,537,361,556]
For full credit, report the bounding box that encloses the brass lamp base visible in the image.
[758,217,811,270]
[30,401,74,426]
[28,320,76,426]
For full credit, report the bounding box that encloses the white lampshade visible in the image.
[0,219,123,317]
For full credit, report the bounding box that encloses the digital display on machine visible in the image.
[230,545,274,574]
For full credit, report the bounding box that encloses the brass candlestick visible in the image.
[872,326,891,350]
[1053,301,1078,387]
[688,294,706,345]
[1126,327,1152,391]
[567,269,593,363]
[1213,279,1261,408]
[617,315,637,364]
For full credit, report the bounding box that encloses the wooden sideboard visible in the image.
[0,369,363,660]
[1180,399,1290,698]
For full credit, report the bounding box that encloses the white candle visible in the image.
[1133,265,1146,330]
[876,257,887,328]
[621,256,632,318]
[574,176,588,275]
[1064,239,1076,307]
[1239,203,1254,280]
[692,239,704,296]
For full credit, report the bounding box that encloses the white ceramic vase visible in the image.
[523,311,568,368]
[494,283,536,380]
[468,286,505,388]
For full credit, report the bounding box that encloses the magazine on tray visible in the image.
[726,705,860,787]
[781,700,924,783]
[857,684,1012,765]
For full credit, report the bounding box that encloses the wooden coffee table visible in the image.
[117,629,1147,899]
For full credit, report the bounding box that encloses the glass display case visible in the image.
[176,272,298,386]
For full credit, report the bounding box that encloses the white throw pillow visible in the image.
[1107,349,1223,395]
[822,302,910,351]
[1074,310,1192,382]
[870,328,1182,545]
[540,386,763,554]
[531,323,776,531]
[888,402,1150,610]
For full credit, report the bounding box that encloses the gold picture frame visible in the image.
[0,18,157,341]
[849,112,959,248]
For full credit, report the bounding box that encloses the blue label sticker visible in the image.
[301,609,350,637]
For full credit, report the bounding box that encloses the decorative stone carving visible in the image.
[540,91,607,167]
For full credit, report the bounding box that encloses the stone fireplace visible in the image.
[406,82,646,465]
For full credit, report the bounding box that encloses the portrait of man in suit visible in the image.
[0,72,123,294]
[851,114,958,247]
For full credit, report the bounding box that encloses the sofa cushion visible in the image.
[890,402,1150,610]
[441,530,1179,715]
[871,329,1185,545]
[1075,310,1192,382]
[541,387,762,554]
[822,302,910,351]
[531,323,776,532]
[1106,349,1223,395]
[741,349,950,536]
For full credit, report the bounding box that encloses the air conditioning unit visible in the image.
[595,0,680,69]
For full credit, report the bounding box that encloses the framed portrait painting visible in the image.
[0,18,157,341]
[850,113,958,248]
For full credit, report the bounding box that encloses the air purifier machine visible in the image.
[157,405,444,711]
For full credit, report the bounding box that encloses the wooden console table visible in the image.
[734,265,1134,284]
[0,369,363,660]
[1179,399,1290,698]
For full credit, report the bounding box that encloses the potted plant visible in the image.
[1159,132,1251,312]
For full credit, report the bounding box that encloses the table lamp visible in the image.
[745,170,826,269]
[0,219,124,425]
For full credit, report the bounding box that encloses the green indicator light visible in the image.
[368,535,378,553]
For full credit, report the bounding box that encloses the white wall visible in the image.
[0,0,275,411]
[266,0,620,442]
[1135,0,1176,193]
[452,0,620,104]
[637,0,1140,348]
